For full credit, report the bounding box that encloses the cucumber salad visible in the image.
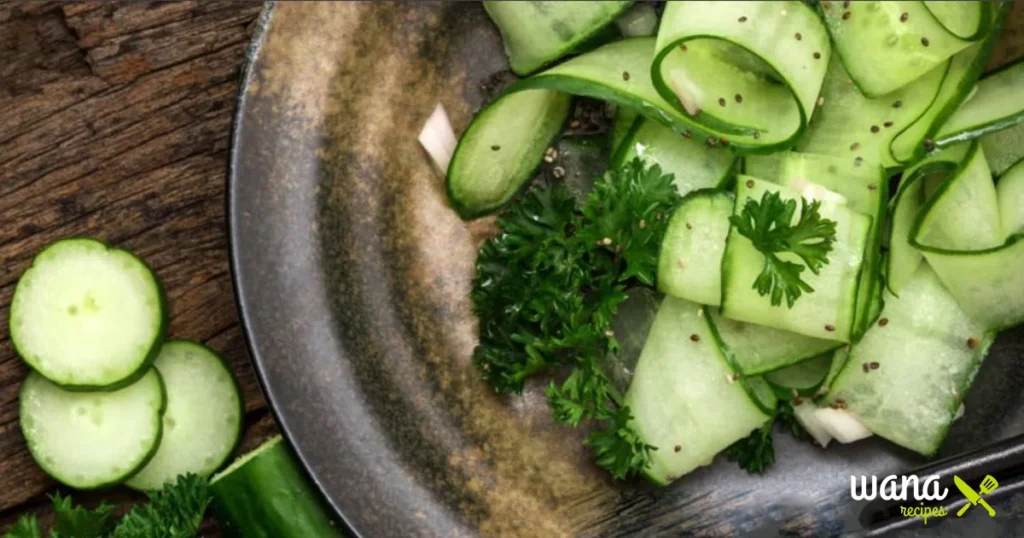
[419,1,1024,484]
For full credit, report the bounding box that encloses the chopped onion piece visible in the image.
[418,103,458,173]
[813,407,873,444]
[670,68,703,116]
[789,178,848,205]
[616,4,659,37]
[792,400,833,448]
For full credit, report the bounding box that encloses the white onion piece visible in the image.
[789,177,848,206]
[813,407,874,444]
[669,68,702,116]
[418,103,458,173]
[792,400,833,448]
[616,4,658,37]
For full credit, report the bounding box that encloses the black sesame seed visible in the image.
[491,145,500,151]
[690,334,700,342]
[735,94,743,103]
[893,100,903,108]
[924,138,935,151]
[842,11,851,20]
[674,445,682,452]
[753,131,761,139]
[843,0,850,7]
[718,97,727,107]
[719,137,729,147]
[870,362,880,370]
[795,32,803,40]
[967,337,979,349]
[745,179,755,188]
[921,37,930,47]
[682,131,693,139]
[900,12,909,23]
[850,142,860,151]
[863,363,870,373]
[868,183,877,190]
[884,121,894,128]
[854,156,864,166]
[622,71,631,81]
[679,44,688,52]
[871,125,880,133]
[813,51,822,59]
[825,324,836,332]
[739,16,748,22]
[879,317,889,326]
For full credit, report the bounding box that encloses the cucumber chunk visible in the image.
[891,2,1006,164]
[924,1,988,41]
[721,176,871,342]
[126,341,243,491]
[446,90,571,218]
[483,1,631,76]
[998,160,1024,234]
[798,54,945,170]
[625,297,771,485]
[981,120,1024,176]
[764,353,832,393]
[936,58,1024,147]
[910,143,1024,330]
[20,369,165,489]
[707,308,840,376]
[822,1,974,98]
[743,151,887,339]
[657,190,733,305]
[612,117,736,195]
[826,265,992,456]
[211,436,343,538]
[10,238,167,391]
[653,1,829,150]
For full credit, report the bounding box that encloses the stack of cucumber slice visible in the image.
[10,238,243,491]
[440,0,1024,484]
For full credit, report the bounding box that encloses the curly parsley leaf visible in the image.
[110,474,210,538]
[52,493,116,538]
[727,400,816,473]
[730,190,838,307]
[3,516,42,538]
[726,421,775,474]
[471,158,678,479]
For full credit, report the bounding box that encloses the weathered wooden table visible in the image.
[1,2,269,533]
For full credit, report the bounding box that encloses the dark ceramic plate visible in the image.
[228,3,1024,537]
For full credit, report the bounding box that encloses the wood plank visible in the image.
[0,2,268,533]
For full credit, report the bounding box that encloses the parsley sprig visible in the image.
[726,399,813,473]
[472,158,679,480]
[729,190,838,307]
[4,475,210,538]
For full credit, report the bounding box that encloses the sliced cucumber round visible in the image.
[127,341,243,491]
[20,369,165,489]
[10,238,167,390]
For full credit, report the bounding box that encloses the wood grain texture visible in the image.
[0,1,266,533]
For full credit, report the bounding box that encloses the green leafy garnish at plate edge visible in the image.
[4,474,209,538]
[472,158,680,479]
[729,190,838,308]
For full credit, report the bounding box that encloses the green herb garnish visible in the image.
[4,475,210,538]
[730,190,838,307]
[472,158,679,480]
[726,399,812,473]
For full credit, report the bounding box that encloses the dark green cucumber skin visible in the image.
[9,237,169,393]
[158,339,245,483]
[211,439,344,538]
[22,369,168,490]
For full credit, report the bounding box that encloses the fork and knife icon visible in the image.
[954,475,999,517]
